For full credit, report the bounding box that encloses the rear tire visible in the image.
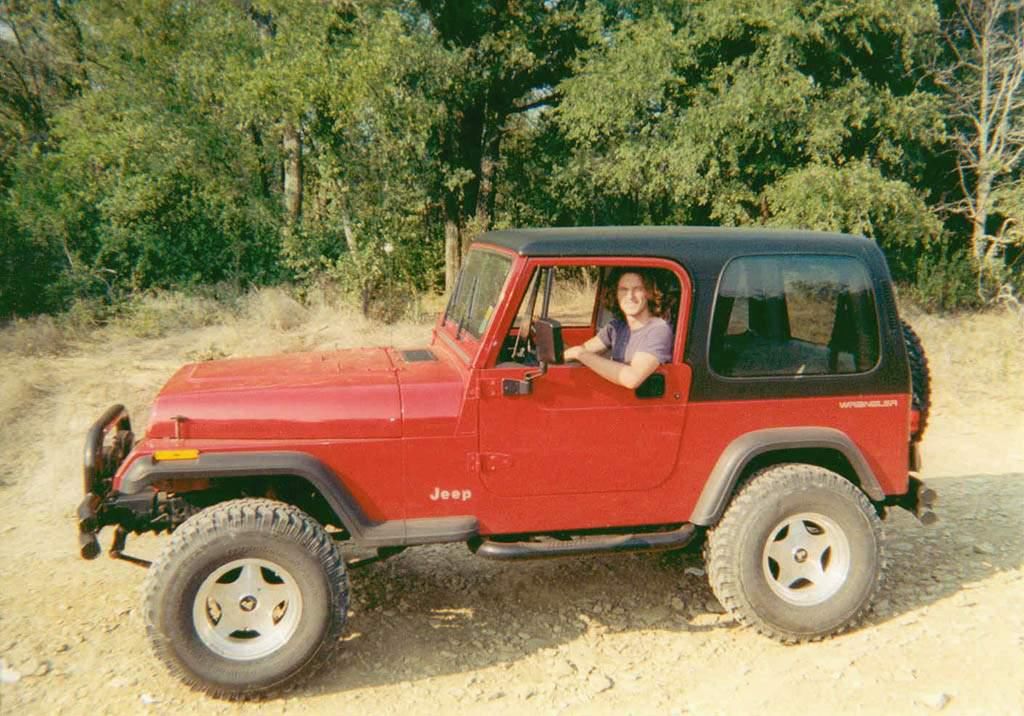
[143,499,348,699]
[705,464,884,643]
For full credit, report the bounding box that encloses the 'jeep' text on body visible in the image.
[429,487,472,501]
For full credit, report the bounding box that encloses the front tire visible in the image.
[143,499,348,698]
[705,464,884,643]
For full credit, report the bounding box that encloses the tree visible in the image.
[549,0,945,267]
[279,7,453,312]
[935,0,1024,295]
[0,0,91,316]
[0,0,1005,317]
[9,0,284,302]
[224,1,355,227]
[414,1,594,289]
[0,0,88,147]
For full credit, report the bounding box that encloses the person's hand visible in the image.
[564,345,583,361]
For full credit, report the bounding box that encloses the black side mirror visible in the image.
[501,317,563,398]
[533,318,564,365]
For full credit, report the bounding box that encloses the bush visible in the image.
[903,242,980,312]
[0,315,69,357]
[241,287,308,331]
[119,291,235,338]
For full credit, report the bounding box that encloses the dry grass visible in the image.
[0,314,72,356]
[547,279,598,326]
[119,291,235,338]
[901,305,1024,477]
[903,306,1024,413]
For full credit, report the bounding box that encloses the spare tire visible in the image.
[901,320,931,441]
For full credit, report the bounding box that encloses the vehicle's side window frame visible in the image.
[707,253,882,379]
[481,256,692,369]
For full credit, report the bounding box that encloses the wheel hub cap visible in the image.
[193,558,303,661]
[762,512,852,606]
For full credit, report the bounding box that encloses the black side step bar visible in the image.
[471,524,697,561]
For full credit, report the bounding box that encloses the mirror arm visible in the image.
[502,360,547,397]
[524,361,548,383]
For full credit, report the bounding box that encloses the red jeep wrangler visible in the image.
[78,227,935,697]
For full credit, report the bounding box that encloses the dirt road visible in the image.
[1,308,1021,715]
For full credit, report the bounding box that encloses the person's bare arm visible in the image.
[564,335,607,362]
[576,350,660,389]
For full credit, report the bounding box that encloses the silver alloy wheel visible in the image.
[193,558,303,661]
[761,512,851,606]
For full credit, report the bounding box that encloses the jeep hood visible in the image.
[146,348,402,440]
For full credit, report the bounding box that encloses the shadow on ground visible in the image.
[296,472,1024,698]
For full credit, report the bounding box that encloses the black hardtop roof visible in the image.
[479,226,873,258]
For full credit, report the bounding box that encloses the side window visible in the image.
[501,264,682,364]
[512,266,600,328]
[710,256,879,377]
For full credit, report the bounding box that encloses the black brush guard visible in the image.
[78,404,136,559]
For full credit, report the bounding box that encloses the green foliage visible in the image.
[990,180,1024,250]
[763,161,942,279]
[0,198,65,317]
[553,1,945,223]
[904,241,982,312]
[5,0,285,312]
[0,0,1011,318]
[328,223,443,323]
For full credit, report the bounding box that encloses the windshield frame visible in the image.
[438,245,516,363]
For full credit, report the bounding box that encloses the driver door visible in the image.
[476,260,691,500]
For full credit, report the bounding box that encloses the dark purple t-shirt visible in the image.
[596,318,673,364]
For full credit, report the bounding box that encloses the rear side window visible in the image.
[710,255,879,377]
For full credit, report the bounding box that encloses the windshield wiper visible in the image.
[456,276,480,340]
[442,268,466,326]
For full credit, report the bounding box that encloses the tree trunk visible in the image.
[342,210,357,253]
[475,139,499,232]
[474,107,501,232]
[971,182,990,266]
[248,123,272,197]
[282,123,303,224]
[440,105,486,289]
[474,154,496,230]
[444,219,461,292]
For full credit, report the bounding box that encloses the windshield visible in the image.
[445,249,513,340]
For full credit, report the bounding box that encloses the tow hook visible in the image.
[109,526,152,568]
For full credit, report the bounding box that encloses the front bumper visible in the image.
[78,405,134,559]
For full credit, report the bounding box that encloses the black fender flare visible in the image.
[117,451,479,547]
[117,452,477,549]
[119,451,371,537]
[689,428,884,526]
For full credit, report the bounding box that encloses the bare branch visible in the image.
[1007,143,1024,168]
[935,0,1024,277]
[955,159,976,209]
[2,2,44,103]
[511,91,562,114]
